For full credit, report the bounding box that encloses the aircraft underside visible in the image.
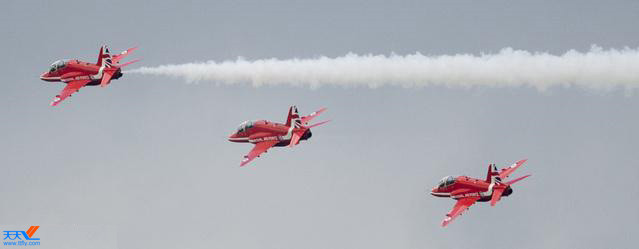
[272,129,312,146]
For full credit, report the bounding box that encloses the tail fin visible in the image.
[485,164,500,183]
[96,45,113,68]
[285,106,302,128]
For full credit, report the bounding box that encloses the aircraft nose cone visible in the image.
[430,188,439,196]
[228,133,242,142]
[40,72,55,81]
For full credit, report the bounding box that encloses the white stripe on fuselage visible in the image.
[480,182,495,198]
[60,64,107,83]
[229,137,250,142]
[89,64,105,81]
[432,192,451,197]
[248,126,294,143]
[41,76,62,81]
[449,180,497,199]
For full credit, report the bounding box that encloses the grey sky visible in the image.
[1,1,638,249]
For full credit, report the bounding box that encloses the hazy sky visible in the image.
[2,1,639,249]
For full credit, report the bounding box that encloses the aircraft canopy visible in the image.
[49,60,67,72]
[237,121,254,133]
[438,176,456,188]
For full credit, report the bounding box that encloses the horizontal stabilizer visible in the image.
[117,59,140,68]
[112,47,138,64]
[307,120,331,129]
[301,107,327,125]
[505,174,531,185]
[499,159,528,179]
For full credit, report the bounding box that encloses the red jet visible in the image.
[228,106,329,166]
[40,45,138,106]
[431,159,531,227]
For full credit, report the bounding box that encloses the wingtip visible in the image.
[441,216,452,227]
[50,97,61,106]
[122,46,139,54]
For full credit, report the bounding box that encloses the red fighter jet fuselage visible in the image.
[40,45,138,106]
[228,106,329,166]
[431,159,531,227]
[229,120,313,146]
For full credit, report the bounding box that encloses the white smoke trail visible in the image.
[128,46,639,91]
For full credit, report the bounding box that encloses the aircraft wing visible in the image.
[100,68,117,87]
[499,159,527,180]
[112,47,138,64]
[240,140,279,167]
[301,107,327,125]
[442,196,480,227]
[51,79,91,106]
[289,131,303,147]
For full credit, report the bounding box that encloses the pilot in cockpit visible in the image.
[437,175,456,189]
[236,120,254,133]
[49,60,67,72]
